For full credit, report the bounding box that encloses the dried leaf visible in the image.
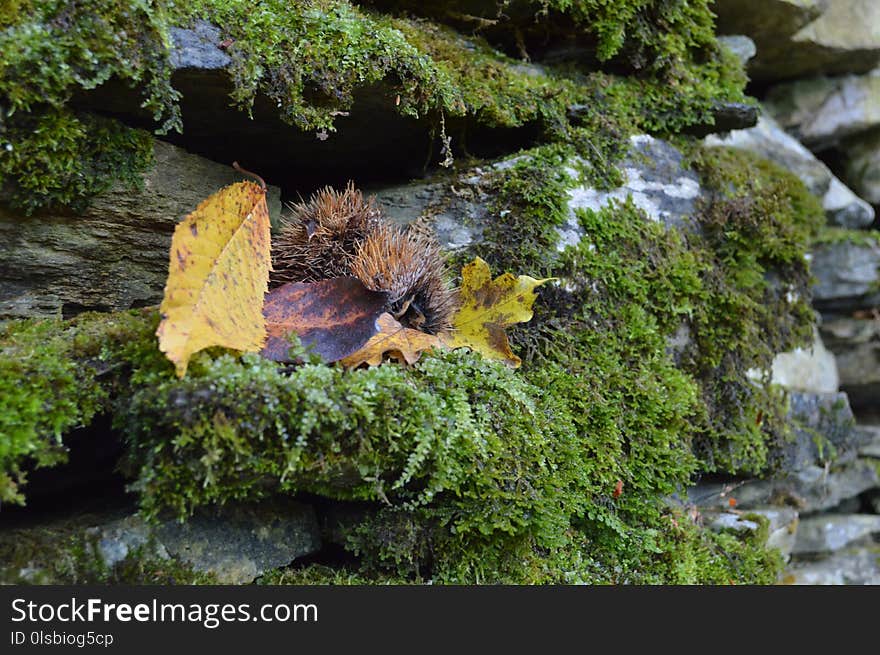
[443,257,552,367]
[262,277,388,363]
[340,313,443,368]
[157,181,271,377]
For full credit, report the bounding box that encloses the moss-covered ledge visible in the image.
[0,134,823,583]
[1,0,748,212]
[0,305,785,583]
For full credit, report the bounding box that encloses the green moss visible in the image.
[687,147,824,473]
[811,226,880,248]
[0,301,781,583]
[0,109,154,214]
[1,0,747,211]
[369,0,749,133]
[257,563,408,585]
[0,309,161,504]
[470,142,822,479]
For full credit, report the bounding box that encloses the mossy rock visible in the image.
[0,134,824,583]
[1,0,748,211]
[0,138,281,321]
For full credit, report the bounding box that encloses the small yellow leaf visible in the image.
[340,313,443,368]
[443,257,552,367]
[157,181,271,377]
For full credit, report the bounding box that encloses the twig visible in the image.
[232,161,267,192]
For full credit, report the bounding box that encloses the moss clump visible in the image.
[474,143,822,478]
[687,147,824,473]
[0,109,154,213]
[0,309,160,504]
[0,301,782,583]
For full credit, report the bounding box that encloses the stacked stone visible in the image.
[698,0,880,584]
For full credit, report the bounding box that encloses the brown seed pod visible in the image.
[351,221,458,335]
[271,181,382,286]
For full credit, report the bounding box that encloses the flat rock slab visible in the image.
[766,70,880,150]
[687,459,879,514]
[785,546,880,584]
[792,514,880,555]
[810,238,880,312]
[155,502,320,584]
[820,317,880,410]
[0,139,281,320]
[93,501,321,584]
[715,0,880,83]
[0,500,320,584]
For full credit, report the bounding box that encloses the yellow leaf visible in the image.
[340,313,443,368]
[157,181,271,377]
[443,257,553,367]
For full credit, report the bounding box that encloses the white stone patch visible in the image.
[556,216,584,252]
[623,168,702,200]
[771,328,840,393]
[629,133,656,147]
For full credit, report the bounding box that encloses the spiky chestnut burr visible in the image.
[271,181,382,286]
[350,221,457,335]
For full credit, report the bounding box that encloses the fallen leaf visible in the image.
[443,257,553,367]
[340,313,443,368]
[157,181,271,377]
[262,277,388,363]
[613,479,624,498]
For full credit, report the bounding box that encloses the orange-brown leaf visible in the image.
[261,277,388,363]
[156,181,271,377]
[340,313,443,368]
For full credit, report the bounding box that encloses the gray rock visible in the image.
[715,0,880,83]
[780,392,862,471]
[820,317,880,410]
[375,134,703,255]
[793,514,880,554]
[559,134,702,246]
[704,114,875,228]
[809,238,880,310]
[90,515,168,568]
[786,547,880,584]
[822,178,876,229]
[765,70,880,150]
[771,327,839,394]
[858,424,880,458]
[842,127,880,205]
[168,20,232,70]
[372,170,492,252]
[756,507,801,562]
[682,102,760,138]
[687,459,879,514]
[153,502,320,584]
[718,35,757,66]
[0,139,281,320]
[0,501,320,584]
